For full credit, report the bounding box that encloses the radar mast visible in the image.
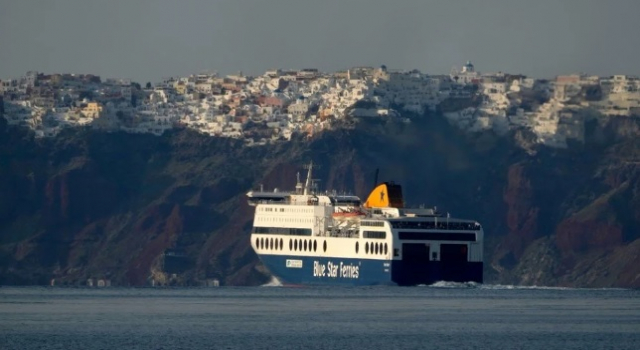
[303,161,313,195]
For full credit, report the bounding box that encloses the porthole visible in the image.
[304,240,308,251]
[384,243,388,255]
[355,242,359,254]
[323,240,327,252]
[313,240,317,252]
[270,238,274,250]
[255,238,259,249]
[374,243,379,255]
[260,238,264,249]
[289,239,293,251]
[298,239,302,251]
[365,242,369,254]
[294,239,298,251]
[280,238,283,250]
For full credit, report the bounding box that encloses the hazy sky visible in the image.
[1,0,639,83]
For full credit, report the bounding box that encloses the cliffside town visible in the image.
[2,62,639,147]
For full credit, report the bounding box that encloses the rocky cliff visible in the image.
[1,114,640,287]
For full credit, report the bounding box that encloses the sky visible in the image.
[1,0,639,83]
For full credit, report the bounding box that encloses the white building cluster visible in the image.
[2,63,640,148]
[442,64,640,147]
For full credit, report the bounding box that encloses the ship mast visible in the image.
[303,161,313,195]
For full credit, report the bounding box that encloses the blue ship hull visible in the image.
[259,254,392,286]
[258,254,483,286]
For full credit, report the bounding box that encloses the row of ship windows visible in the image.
[398,231,476,242]
[361,221,385,227]
[390,221,481,231]
[356,241,388,255]
[363,231,386,239]
[258,217,313,224]
[260,207,313,214]
[252,227,313,236]
[256,237,328,253]
[254,236,387,256]
[253,227,386,239]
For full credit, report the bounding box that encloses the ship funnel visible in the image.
[363,182,404,208]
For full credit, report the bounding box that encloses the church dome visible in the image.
[462,61,475,73]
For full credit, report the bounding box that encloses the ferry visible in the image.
[248,163,483,286]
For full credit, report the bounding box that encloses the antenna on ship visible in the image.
[303,161,314,195]
[311,178,322,194]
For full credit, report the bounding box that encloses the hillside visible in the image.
[1,114,640,287]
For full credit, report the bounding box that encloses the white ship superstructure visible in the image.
[248,163,483,286]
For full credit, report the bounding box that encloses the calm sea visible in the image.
[1,283,639,350]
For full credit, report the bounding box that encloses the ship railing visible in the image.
[250,199,338,207]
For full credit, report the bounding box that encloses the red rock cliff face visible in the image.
[43,162,121,226]
[502,163,539,258]
[556,220,623,254]
[2,117,640,287]
[122,204,183,284]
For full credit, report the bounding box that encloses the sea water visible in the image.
[1,283,639,349]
